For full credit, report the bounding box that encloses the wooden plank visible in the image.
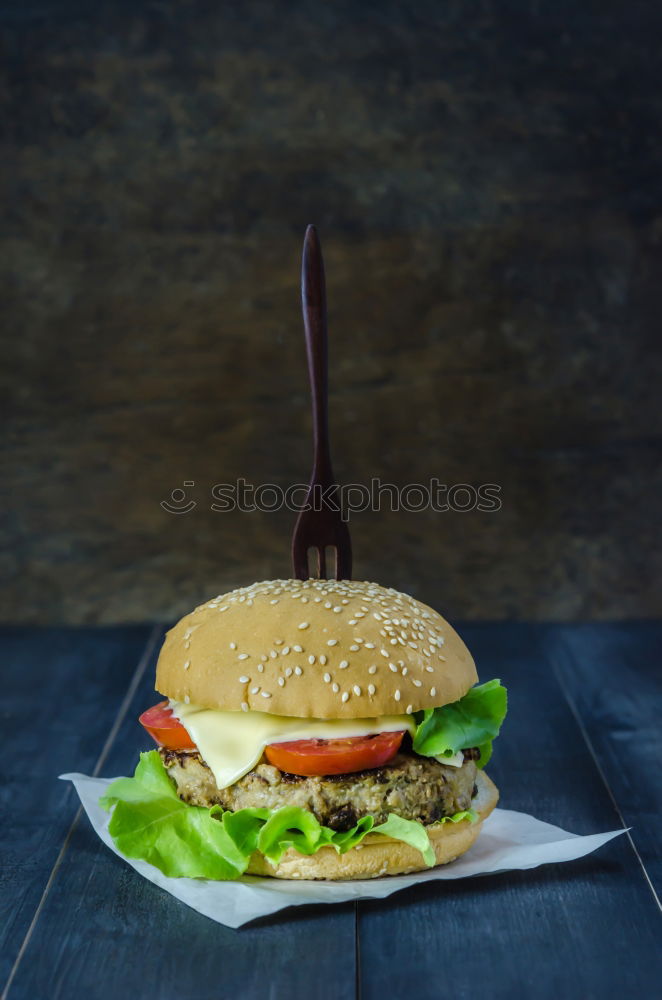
[548,622,662,898]
[5,627,357,1000]
[357,624,662,999]
[0,626,154,992]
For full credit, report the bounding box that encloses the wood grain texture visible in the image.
[3,624,661,999]
[357,624,662,999]
[0,626,153,991]
[5,627,356,1000]
[2,1,662,624]
[547,623,662,898]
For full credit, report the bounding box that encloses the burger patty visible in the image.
[159,748,479,831]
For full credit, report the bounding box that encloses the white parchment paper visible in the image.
[61,772,626,928]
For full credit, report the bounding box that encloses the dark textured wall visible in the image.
[2,1,661,624]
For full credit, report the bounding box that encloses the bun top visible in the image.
[156,580,478,719]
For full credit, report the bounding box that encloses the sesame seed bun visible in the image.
[156,579,478,719]
[245,770,498,880]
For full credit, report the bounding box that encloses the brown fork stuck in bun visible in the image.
[291,225,352,581]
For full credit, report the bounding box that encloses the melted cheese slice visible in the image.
[170,701,464,789]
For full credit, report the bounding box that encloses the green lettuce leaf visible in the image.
[434,808,478,825]
[99,752,477,880]
[372,814,436,866]
[412,678,507,768]
[99,752,248,878]
[256,807,375,865]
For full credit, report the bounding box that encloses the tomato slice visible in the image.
[139,700,196,751]
[264,731,404,777]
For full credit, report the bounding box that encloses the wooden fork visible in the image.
[291,225,352,581]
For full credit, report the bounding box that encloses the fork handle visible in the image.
[302,224,333,487]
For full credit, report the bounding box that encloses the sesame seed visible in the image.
[294,666,303,676]
[269,650,278,659]
[282,646,290,655]
[300,597,309,603]
[323,672,331,683]
[274,639,283,645]
[348,619,357,625]
[394,689,401,701]
[298,622,309,630]
[341,599,350,604]
[278,677,285,687]
[184,641,190,650]
[320,654,327,665]
[238,675,250,683]
[413,679,422,687]
[390,638,398,645]
[333,606,342,613]
[238,653,249,660]
[257,663,264,673]
[250,686,260,694]
[338,660,348,670]
[353,685,362,696]
[402,667,408,676]
[260,654,268,661]
[327,639,338,646]
[293,644,303,652]
[368,665,377,674]
[183,660,190,670]
[270,599,279,604]
[425,665,434,673]
[241,701,249,711]
[285,667,293,677]
[341,692,349,703]
[325,601,332,608]
[229,642,237,650]
[365,642,375,649]
[406,704,413,714]
[308,655,316,665]
[332,682,339,692]
[261,691,272,699]
[368,684,376,695]
[430,687,437,696]
[349,644,359,652]
[388,663,398,673]
[380,649,389,657]
[184,694,190,704]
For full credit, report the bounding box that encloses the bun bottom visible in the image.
[246,770,499,881]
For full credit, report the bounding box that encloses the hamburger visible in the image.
[101,579,507,880]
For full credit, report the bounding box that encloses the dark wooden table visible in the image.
[2,623,661,999]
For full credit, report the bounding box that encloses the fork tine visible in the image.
[335,533,351,581]
[292,527,309,580]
